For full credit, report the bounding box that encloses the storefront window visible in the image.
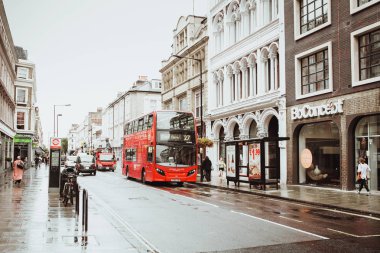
[298,122,340,186]
[355,115,380,191]
[219,127,225,162]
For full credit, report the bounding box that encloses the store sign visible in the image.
[291,99,343,120]
[14,135,32,143]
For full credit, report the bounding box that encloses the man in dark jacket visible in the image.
[202,156,212,182]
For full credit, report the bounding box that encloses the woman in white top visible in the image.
[218,157,226,177]
[357,157,371,195]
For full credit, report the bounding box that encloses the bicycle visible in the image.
[62,172,77,206]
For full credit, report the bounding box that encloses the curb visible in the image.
[194,182,380,218]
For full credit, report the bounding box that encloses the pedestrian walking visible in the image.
[218,157,226,177]
[202,156,212,182]
[13,156,24,185]
[34,156,40,168]
[357,157,371,195]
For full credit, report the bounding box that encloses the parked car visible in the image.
[65,155,77,169]
[75,154,96,176]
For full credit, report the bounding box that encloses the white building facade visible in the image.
[207,0,287,184]
[101,76,162,161]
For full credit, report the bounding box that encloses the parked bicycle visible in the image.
[62,172,77,206]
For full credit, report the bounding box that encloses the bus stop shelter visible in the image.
[224,137,289,190]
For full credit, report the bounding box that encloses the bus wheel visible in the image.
[141,170,146,184]
[177,182,184,187]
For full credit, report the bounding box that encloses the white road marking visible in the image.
[327,228,380,238]
[320,208,380,221]
[231,211,328,240]
[169,193,219,208]
[88,191,161,253]
[267,198,380,221]
[219,200,234,205]
[153,187,219,208]
[278,215,303,223]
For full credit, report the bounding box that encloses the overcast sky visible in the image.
[3,0,208,145]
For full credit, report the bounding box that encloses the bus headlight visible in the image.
[156,168,165,176]
[187,170,195,176]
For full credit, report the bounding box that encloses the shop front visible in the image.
[13,134,32,168]
[289,99,344,188]
[354,114,380,191]
[289,89,380,191]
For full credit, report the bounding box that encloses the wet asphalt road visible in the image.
[77,171,380,253]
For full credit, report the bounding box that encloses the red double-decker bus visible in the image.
[122,110,198,185]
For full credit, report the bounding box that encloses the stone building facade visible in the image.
[207,0,287,184]
[285,0,380,190]
[160,15,208,136]
[0,0,17,171]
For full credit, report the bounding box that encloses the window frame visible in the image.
[16,109,28,130]
[194,91,201,118]
[293,0,331,41]
[351,22,380,87]
[16,66,29,79]
[295,41,333,100]
[350,0,380,14]
[16,87,28,104]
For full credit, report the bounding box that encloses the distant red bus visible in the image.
[122,111,198,185]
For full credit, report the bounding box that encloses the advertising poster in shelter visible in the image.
[249,144,261,179]
[226,145,236,177]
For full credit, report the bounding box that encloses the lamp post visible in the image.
[173,55,203,137]
[56,114,62,137]
[53,104,71,137]
[173,54,204,181]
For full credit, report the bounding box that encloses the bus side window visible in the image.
[138,118,144,131]
[125,123,129,135]
[147,114,153,129]
[133,120,138,132]
[147,146,153,162]
[131,148,137,161]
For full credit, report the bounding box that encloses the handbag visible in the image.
[356,172,361,182]
[16,162,24,169]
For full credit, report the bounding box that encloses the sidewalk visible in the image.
[0,165,139,253]
[196,171,380,217]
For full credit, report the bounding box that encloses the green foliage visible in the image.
[61,138,68,154]
[198,137,214,148]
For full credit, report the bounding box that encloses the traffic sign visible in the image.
[50,138,62,149]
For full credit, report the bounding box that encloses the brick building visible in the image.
[285,0,380,190]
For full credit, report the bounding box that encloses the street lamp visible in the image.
[56,114,62,137]
[173,54,203,137]
[53,104,71,137]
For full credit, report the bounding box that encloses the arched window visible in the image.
[219,127,226,161]
[249,120,257,138]
[233,124,240,140]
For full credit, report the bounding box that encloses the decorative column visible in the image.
[261,54,269,93]
[226,67,233,104]
[233,70,239,102]
[218,74,224,106]
[269,52,276,92]
[249,61,257,96]
[240,63,247,99]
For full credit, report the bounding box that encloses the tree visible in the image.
[61,138,68,154]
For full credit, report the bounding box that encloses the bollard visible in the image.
[75,185,80,223]
[81,188,89,246]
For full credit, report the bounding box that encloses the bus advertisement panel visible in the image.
[122,111,197,184]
